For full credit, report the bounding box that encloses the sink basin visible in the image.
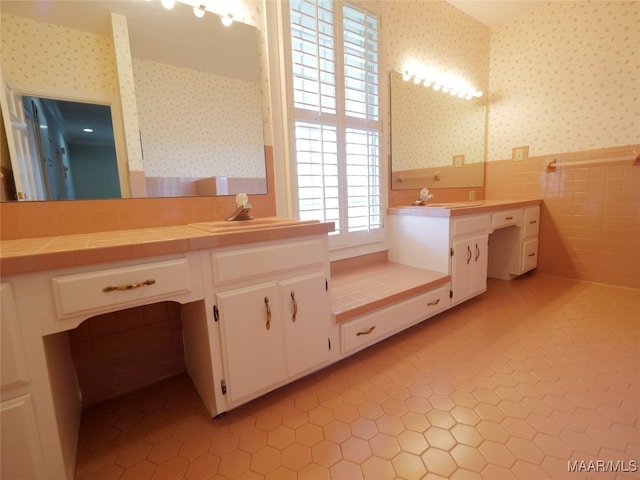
[421,202,483,209]
[189,217,317,233]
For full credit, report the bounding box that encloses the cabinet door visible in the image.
[452,234,488,304]
[1,283,29,390]
[280,272,330,378]
[1,395,45,480]
[472,235,489,295]
[217,282,286,403]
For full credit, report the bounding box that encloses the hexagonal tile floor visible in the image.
[75,274,639,479]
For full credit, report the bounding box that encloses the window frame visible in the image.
[282,0,384,251]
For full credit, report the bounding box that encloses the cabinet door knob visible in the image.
[264,296,271,330]
[290,291,298,322]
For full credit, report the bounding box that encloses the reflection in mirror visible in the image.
[390,71,485,190]
[4,95,120,201]
[0,0,266,201]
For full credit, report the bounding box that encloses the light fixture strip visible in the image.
[161,0,234,26]
[402,70,483,101]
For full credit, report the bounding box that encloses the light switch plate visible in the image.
[453,154,464,168]
[512,146,529,162]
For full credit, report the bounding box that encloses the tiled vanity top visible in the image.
[387,199,542,217]
[0,218,334,275]
[331,261,450,323]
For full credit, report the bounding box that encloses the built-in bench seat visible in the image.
[330,251,450,324]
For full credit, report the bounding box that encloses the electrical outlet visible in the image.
[512,146,529,162]
[453,154,464,168]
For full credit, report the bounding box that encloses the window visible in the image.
[287,0,382,247]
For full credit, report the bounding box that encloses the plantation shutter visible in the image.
[288,0,381,242]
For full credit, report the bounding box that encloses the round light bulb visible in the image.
[193,5,205,18]
[161,0,175,9]
[402,71,411,81]
[221,13,233,26]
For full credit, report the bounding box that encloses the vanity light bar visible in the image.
[161,0,234,26]
[402,71,483,101]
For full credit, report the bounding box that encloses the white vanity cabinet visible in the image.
[1,253,204,480]
[450,215,491,305]
[210,237,332,409]
[521,206,540,273]
[388,200,542,305]
[1,283,45,480]
[451,233,489,305]
[340,283,450,355]
[488,205,540,279]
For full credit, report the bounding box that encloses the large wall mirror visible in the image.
[0,0,266,202]
[390,70,486,190]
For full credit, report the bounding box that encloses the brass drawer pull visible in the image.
[102,279,156,292]
[291,291,298,322]
[529,220,537,224]
[356,326,376,336]
[466,245,472,264]
[505,216,514,220]
[528,253,536,257]
[428,298,440,306]
[264,296,271,330]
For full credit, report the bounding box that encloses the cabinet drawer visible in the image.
[523,206,540,237]
[452,215,490,237]
[521,239,538,272]
[51,258,191,318]
[212,239,325,284]
[341,285,449,355]
[491,209,523,230]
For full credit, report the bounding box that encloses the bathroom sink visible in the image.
[421,202,483,209]
[189,217,317,233]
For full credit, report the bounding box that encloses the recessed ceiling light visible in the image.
[83,128,94,133]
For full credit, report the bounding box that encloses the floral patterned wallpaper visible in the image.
[0,13,118,98]
[487,1,639,161]
[384,1,490,98]
[390,71,485,170]
[382,1,490,175]
[132,58,265,178]
[111,13,144,173]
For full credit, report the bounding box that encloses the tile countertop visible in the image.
[0,218,335,276]
[387,199,542,218]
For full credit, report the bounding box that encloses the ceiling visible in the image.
[446,0,547,28]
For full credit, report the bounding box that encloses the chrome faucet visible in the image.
[226,193,254,221]
[413,187,434,206]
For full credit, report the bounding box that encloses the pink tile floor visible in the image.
[75,274,639,479]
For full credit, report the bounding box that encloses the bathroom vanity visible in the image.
[0,201,540,479]
[387,199,541,304]
[0,219,335,480]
